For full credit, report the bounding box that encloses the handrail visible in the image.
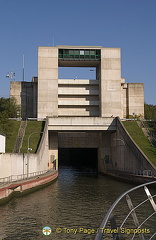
[140,119,156,147]
[105,168,156,180]
[0,169,53,184]
[95,181,156,240]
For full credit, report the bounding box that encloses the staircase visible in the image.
[139,120,156,148]
[13,121,27,153]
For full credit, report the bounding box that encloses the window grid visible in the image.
[59,49,101,60]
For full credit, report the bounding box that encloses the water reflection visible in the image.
[0,167,143,239]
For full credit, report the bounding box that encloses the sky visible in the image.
[0,0,156,104]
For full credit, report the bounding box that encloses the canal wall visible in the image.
[0,118,50,179]
[0,170,58,204]
[109,118,156,175]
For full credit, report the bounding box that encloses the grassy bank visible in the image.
[0,120,44,153]
[5,120,21,152]
[122,121,156,166]
[20,121,45,153]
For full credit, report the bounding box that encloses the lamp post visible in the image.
[27,131,43,178]
[113,138,125,171]
[113,138,125,146]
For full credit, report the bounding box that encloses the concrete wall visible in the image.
[109,118,156,174]
[98,132,112,173]
[58,132,101,148]
[48,131,58,169]
[121,83,144,118]
[38,47,58,118]
[10,80,37,118]
[10,81,22,106]
[0,153,37,178]
[100,48,122,118]
[58,79,99,117]
[128,83,144,117]
[0,119,51,179]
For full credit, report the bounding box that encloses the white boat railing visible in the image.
[95,181,156,240]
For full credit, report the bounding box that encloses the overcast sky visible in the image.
[0,0,156,104]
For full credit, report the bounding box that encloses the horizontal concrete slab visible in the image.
[48,117,116,131]
[58,100,99,105]
[58,79,99,85]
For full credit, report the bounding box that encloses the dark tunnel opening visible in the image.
[58,148,98,172]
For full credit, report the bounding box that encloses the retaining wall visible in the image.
[111,118,156,174]
[0,118,49,179]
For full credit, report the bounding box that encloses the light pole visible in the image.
[113,138,125,171]
[113,138,125,146]
[27,131,43,178]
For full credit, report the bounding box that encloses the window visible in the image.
[80,50,84,55]
[90,50,95,55]
[85,50,89,55]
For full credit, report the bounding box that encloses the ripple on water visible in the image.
[0,168,152,240]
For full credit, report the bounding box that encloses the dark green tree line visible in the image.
[0,97,20,136]
[144,103,156,120]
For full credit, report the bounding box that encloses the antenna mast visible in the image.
[23,53,25,81]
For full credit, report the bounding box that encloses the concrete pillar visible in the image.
[127,83,144,118]
[38,47,58,118]
[48,131,58,170]
[100,48,122,118]
[98,132,111,173]
[111,132,125,171]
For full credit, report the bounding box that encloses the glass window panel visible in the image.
[69,50,74,54]
[74,50,79,55]
[90,50,95,55]
[85,50,89,55]
[64,49,69,54]
[80,50,84,55]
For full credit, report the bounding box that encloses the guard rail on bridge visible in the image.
[95,181,156,240]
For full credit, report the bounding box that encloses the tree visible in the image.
[0,97,20,136]
[144,103,156,120]
[0,97,20,118]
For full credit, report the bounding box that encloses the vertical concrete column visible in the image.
[32,82,37,118]
[127,83,144,117]
[38,47,58,118]
[96,65,101,116]
[111,131,126,171]
[98,132,111,173]
[48,131,58,170]
[100,48,122,118]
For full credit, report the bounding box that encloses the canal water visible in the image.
[0,167,155,240]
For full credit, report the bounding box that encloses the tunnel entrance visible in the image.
[58,148,98,172]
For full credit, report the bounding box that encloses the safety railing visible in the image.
[140,120,156,148]
[105,166,156,178]
[95,181,156,240]
[0,169,53,185]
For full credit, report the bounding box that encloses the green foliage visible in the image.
[20,121,45,153]
[143,120,156,137]
[0,97,20,118]
[0,97,20,136]
[5,120,21,152]
[144,103,156,120]
[123,121,156,166]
